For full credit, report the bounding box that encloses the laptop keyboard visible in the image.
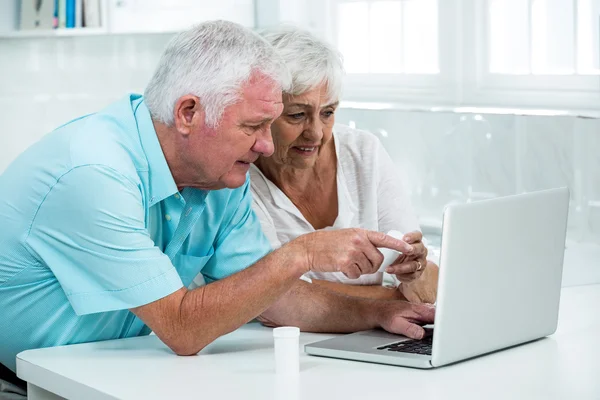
[377,335,433,356]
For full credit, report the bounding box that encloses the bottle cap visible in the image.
[273,326,300,338]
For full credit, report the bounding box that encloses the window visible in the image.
[488,0,599,75]
[321,0,456,105]
[320,0,600,110]
[336,0,438,74]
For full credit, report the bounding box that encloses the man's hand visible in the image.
[288,229,415,279]
[384,230,428,283]
[399,261,439,304]
[259,279,435,340]
[376,300,435,339]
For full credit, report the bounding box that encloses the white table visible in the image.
[17,284,600,400]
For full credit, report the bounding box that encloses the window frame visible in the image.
[463,0,600,110]
[312,0,600,111]
[321,0,459,105]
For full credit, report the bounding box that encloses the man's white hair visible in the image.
[144,20,291,128]
[260,25,344,104]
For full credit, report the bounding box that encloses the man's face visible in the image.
[186,73,283,190]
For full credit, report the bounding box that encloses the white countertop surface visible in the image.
[561,241,600,287]
[17,284,600,399]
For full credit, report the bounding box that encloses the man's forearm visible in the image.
[258,280,384,333]
[134,243,308,355]
[183,248,308,349]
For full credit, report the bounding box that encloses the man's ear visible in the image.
[173,95,205,136]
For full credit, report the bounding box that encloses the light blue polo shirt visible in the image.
[0,94,271,372]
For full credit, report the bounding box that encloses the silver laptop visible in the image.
[305,187,570,369]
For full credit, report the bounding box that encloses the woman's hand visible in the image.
[398,261,439,304]
[384,231,428,283]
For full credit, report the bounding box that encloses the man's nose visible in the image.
[252,129,275,157]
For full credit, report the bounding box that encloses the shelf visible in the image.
[0,28,109,39]
[0,28,183,39]
[0,27,193,40]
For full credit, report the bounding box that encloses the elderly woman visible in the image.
[250,27,438,304]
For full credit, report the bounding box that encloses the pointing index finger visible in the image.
[366,230,414,254]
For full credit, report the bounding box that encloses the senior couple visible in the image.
[0,20,438,397]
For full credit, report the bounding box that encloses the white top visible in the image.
[16,285,600,400]
[273,326,300,338]
[250,124,420,285]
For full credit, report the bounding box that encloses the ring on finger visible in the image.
[416,261,423,271]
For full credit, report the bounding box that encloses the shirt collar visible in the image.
[132,95,178,207]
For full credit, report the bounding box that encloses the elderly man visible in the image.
[0,21,433,397]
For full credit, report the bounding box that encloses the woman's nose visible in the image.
[304,118,324,142]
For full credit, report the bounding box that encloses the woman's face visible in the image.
[268,84,338,169]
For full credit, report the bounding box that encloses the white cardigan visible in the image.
[250,124,421,285]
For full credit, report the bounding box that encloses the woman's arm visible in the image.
[312,279,408,300]
[398,261,439,304]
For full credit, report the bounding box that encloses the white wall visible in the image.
[1,34,599,250]
[0,34,173,172]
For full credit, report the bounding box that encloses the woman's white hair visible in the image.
[144,20,291,128]
[260,25,344,104]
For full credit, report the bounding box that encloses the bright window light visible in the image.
[489,0,600,75]
[577,0,600,73]
[337,1,370,73]
[403,0,438,73]
[337,0,439,74]
[370,1,403,73]
[489,0,530,74]
[531,0,575,74]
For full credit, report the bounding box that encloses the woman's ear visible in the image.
[173,95,205,136]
